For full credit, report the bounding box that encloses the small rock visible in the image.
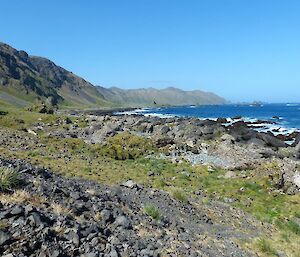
[0,231,11,246]
[147,171,155,176]
[28,212,43,227]
[122,180,137,189]
[224,171,236,179]
[10,205,24,216]
[109,247,119,257]
[180,171,190,177]
[27,129,37,136]
[115,215,132,229]
[101,209,113,223]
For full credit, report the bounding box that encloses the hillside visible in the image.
[97,86,226,107]
[0,42,226,109]
[0,43,110,108]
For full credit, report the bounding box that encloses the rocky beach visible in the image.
[1,3,300,255]
[0,109,300,256]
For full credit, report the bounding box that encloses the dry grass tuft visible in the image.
[51,202,73,216]
[0,189,46,206]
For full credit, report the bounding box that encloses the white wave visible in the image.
[144,113,175,118]
[114,108,152,116]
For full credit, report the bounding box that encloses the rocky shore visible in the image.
[0,110,300,256]
[65,113,300,194]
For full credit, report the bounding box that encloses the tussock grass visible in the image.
[144,204,160,220]
[0,189,45,206]
[256,238,279,256]
[51,202,73,216]
[285,220,300,235]
[171,188,188,202]
[0,167,20,191]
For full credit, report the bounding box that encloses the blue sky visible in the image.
[1,0,300,102]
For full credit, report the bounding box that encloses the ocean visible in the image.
[119,103,300,135]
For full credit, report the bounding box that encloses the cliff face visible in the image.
[97,86,226,107]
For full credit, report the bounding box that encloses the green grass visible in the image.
[144,204,160,220]
[0,106,58,130]
[256,238,279,256]
[0,167,20,191]
[171,188,188,202]
[285,220,300,235]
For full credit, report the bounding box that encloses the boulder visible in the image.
[257,133,287,148]
[216,118,228,123]
[224,171,236,179]
[0,231,11,246]
[160,125,170,134]
[155,137,175,147]
[292,133,300,147]
[293,173,300,188]
[115,215,132,229]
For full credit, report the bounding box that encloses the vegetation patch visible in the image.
[102,132,153,160]
[256,237,279,256]
[171,188,188,202]
[0,167,20,191]
[144,204,160,220]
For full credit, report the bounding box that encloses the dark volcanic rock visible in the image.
[0,231,11,246]
[0,157,257,257]
[257,132,287,148]
[155,137,175,147]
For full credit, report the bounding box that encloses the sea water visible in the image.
[119,103,300,134]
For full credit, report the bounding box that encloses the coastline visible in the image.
[0,107,299,256]
[113,105,300,145]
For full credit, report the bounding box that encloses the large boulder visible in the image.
[229,126,257,142]
[256,132,287,148]
[155,137,175,147]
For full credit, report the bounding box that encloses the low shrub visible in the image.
[102,132,153,160]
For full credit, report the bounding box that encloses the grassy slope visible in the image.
[0,106,299,256]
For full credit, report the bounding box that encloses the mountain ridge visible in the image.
[97,85,226,107]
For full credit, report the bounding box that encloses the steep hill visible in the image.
[97,86,226,107]
[0,43,110,108]
[0,42,226,108]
